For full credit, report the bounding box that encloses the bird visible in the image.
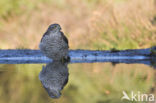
[39,61,69,98]
[39,23,69,61]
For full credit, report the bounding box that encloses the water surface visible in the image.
[0,48,156,103]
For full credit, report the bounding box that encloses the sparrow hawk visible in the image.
[39,61,69,98]
[39,24,69,61]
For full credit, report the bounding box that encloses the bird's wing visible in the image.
[41,31,49,42]
[60,31,69,46]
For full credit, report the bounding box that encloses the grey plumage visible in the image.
[39,24,69,61]
[39,61,69,98]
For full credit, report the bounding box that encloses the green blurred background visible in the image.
[0,0,156,103]
[0,0,155,49]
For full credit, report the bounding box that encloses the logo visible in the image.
[122,91,155,102]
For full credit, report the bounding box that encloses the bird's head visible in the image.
[46,87,61,98]
[48,23,61,33]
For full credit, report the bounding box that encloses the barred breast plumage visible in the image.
[39,24,69,61]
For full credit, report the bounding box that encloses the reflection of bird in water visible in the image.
[39,61,69,98]
[39,23,69,61]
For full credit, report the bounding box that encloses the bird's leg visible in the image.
[65,56,70,62]
[61,56,70,63]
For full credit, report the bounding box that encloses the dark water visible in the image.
[0,48,156,103]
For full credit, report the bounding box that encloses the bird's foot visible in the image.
[61,56,70,63]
